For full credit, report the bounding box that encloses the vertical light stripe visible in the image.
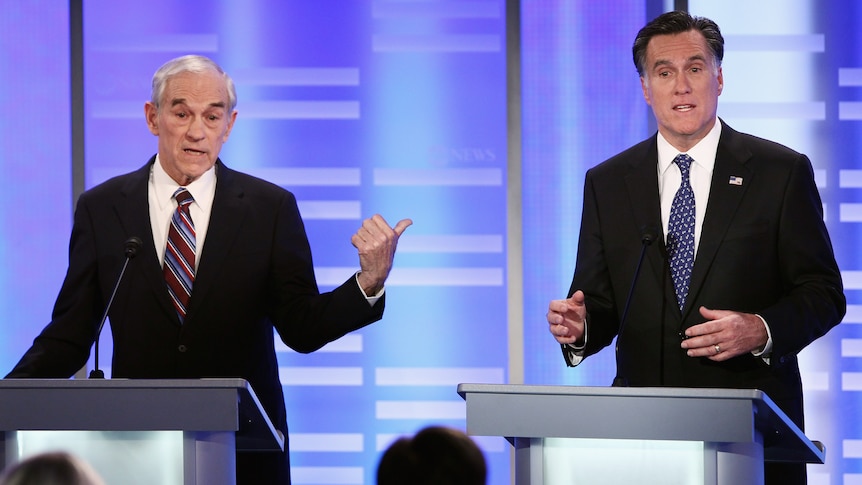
[231,67,360,86]
[805,472,828,485]
[843,305,862,324]
[841,372,862,391]
[813,169,827,188]
[289,433,364,452]
[372,34,501,53]
[375,367,505,386]
[844,440,862,458]
[842,271,862,290]
[844,474,862,485]
[840,203,862,222]
[802,371,829,391]
[275,334,363,353]
[396,235,504,253]
[839,68,862,86]
[289,466,363,485]
[839,102,862,120]
[315,267,505,287]
[375,401,466,420]
[724,34,825,52]
[373,168,503,186]
[297,201,362,220]
[87,34,219,52]
[278,367,363,386]
[842,339,862,358]
[239,101,360,120]
[384,268,505,286]
[244,168,361,187]
[839,170,862,188]
[372,1,501,19]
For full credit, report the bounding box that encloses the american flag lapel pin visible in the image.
[728,176,743,186]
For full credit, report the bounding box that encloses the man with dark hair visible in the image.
[0,452,104,485]
[377,426,487,485]
[547,11,844,484]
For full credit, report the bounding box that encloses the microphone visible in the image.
[89,236,142,379]
[612,226,658,387]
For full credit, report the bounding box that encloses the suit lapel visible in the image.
[685,122,753,316]
[184,161,249,322]
[623,137,667,290]
[113,157,179,320]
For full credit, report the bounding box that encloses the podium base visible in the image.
[6,430,236,485]
[515,437,764,485]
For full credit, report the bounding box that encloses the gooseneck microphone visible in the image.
[612,227,658,387]
[89,236,142,379]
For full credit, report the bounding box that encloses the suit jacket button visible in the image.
[178,344,188,353]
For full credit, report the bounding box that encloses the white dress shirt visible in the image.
[149,155,216,269]
[657,120,720,254]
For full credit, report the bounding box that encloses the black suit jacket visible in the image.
[7,157,384,481]
[566,120,845,426]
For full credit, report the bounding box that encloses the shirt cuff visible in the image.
[751,314,773,362]
[563,318,588,366]
[355,272,384,306]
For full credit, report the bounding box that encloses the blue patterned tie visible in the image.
[668,154,695,310]
[164,187,196,322]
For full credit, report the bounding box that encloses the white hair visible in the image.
[150,55,237,111]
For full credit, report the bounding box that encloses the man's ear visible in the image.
[640,76,652,106]
[144,102,159,135]
[222,110,238,142]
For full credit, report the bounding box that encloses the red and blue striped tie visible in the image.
[164,187,196,322]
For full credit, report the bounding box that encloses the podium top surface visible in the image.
[0,377,250,391]
[457,383,824,464]
[0,378,283,452]
[458,383,769,401]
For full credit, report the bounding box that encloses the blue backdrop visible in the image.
[521,1,862,484]
[2,1,861,484]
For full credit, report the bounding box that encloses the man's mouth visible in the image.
[674,104,694,112]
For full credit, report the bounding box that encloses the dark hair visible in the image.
[632,10,724,76]
[0,452,104,485]
[377,426,487,485]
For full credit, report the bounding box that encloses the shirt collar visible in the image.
[151,155,217,211]
[657,119,722,175]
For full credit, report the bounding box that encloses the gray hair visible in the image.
[150,55,237,112]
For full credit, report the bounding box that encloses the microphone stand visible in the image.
[89,237,141,379]
[612,229,657,387]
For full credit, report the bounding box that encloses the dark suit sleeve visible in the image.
[758,154,845,362]
[267,190,384,353]
[566,167,623,357]
[6,193,105,377]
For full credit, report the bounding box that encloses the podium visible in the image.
[0,378,283,485]
[458,384,824,485]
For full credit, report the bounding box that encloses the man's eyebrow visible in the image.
[652,59,673,69]
[651,54,708,70]
[168,98,227,109]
